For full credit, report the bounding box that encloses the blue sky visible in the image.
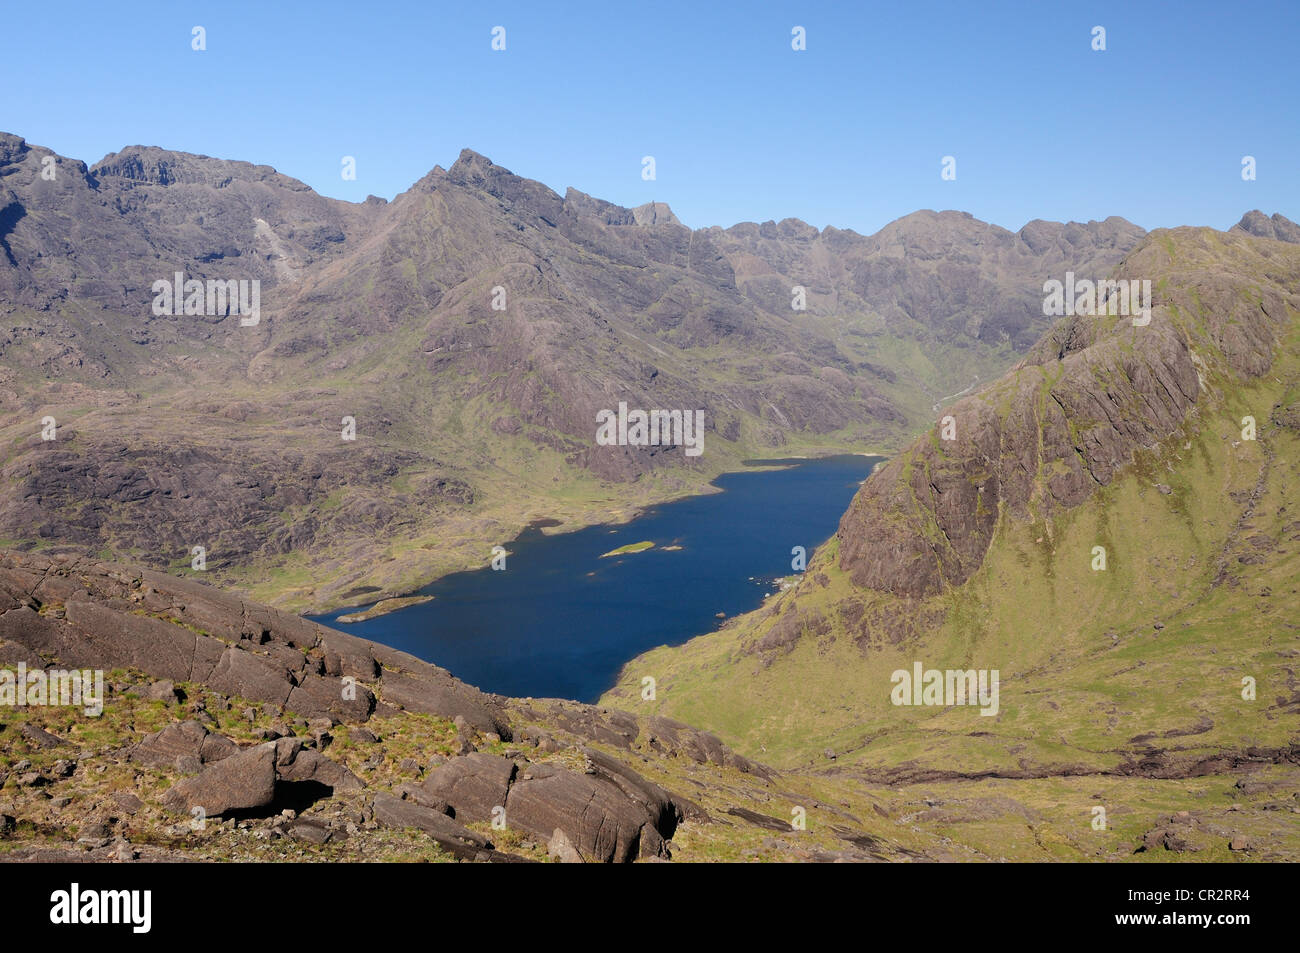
[2,0,1296,235]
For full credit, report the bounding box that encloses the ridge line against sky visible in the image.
[11,130,1286,240]
[2,0,1296,236]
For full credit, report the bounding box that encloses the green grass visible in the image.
[599,540,655,558]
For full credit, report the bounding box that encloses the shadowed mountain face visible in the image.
[0,131,1147,608]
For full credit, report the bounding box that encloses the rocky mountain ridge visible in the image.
[837,218,1298,598]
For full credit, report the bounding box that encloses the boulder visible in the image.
[272,738,364,791]
[143,679,181,703]
[393,783,449,813]
[111,793,145,815]
[288,820,332,845]
[163,743,277,816]
[547,828,583,863]
[505,762,671,863]
[420,752,515,824]
[20,724,69,749]
[724,806,792,831]
[583,747,681,831]
[371,793,493,861]
[129,720,237,768]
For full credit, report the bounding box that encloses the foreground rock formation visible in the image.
[0,549,903,863]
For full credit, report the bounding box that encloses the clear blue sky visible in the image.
[2,0,1296,235]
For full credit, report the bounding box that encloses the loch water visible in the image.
[311,454,881,702]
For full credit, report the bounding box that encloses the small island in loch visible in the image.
[599,541,655,558]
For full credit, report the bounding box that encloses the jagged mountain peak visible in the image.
[631,201,679,226]
[0,132,92,180]
[445,146,498,177]
[722,217,819,241]
[1232,209,1300,243]
[441,147,526,189]
[0,131,31,161]
[562,187,635,224]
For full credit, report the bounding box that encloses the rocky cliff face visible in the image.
[1232,210,1300,244]
[836,226,1300,598]
[711,209,1145,351]
[0,134,374,318]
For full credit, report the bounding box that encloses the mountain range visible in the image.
[1,130,1297,861]
[2,132,1145,610]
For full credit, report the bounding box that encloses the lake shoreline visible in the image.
[310,448,891,620]
[307,453,883,702]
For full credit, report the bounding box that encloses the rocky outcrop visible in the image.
[0,550,504,730]
[415,747,685,862]
[371,793,501,862]
[162,743,278,816]
[504,761,672,863]
[641,715,775,780]
[130,721,237,770]
[1232,210,1300,244]
[0,548,776,862]
[155,730,362,817]
[272,738,363,791]
[420,752,516,824]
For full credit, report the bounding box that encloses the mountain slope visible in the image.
[603,224,1300,859]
